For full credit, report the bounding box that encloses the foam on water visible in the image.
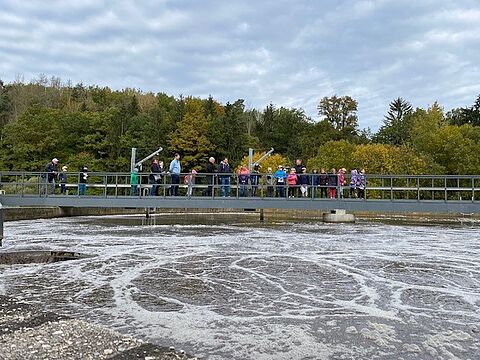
[1,216,480,359]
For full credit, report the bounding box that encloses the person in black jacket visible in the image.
[328,168,337,199]
[319,168,328,198]
[78,166,88,195]
[149,158,163,196]
[218,157,231,197]
[44,158,59,194]
[205,157,217,196]
[294,159,304,196]
[250,164,261,197]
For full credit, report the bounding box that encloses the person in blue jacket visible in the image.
[273,165,287,198]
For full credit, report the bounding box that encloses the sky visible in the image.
[1,0,479,130]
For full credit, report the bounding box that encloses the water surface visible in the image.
[1,214,479,359]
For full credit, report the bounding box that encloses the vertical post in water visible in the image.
[259,208,264,222]
[0,203,3,247]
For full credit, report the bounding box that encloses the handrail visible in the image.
[0,171,479,202]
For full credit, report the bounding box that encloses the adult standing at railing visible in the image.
[251,164,261,197]
[169,153,181,196]
[149,158,163,196]
[218,157,231,197]
[43,158,58,195]
[205,157,217,196]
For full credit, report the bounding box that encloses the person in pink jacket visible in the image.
[287,168,298,198]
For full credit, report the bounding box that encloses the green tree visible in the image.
[317,95,358,138]
[168,97,214,170]
[374,97,413,145]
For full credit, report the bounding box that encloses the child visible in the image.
[59,166,68,195]
[299,167,309,197]
[287,168,297,198]
[185,169,197,197]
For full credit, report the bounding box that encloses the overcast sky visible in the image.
[1,0,479,130]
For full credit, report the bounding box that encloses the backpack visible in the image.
[184,175,190,185]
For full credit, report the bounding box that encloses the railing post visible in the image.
[472,177,475,202]
[417,177,420,201]
[21,173,25,197]
[390,177,393,201]
[431,178,434,200]
[104,174,107,198]
[444,177,447,202]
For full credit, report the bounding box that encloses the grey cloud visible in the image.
[1,0,479,130]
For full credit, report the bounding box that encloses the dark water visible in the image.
[1,214,479,359]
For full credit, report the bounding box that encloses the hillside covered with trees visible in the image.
[0,76,479,174]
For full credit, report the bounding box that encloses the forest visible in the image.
[0,76,479,175]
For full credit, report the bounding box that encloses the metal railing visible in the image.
[1,171,480,202]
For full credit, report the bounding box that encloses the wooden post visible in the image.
[259,208,264,222]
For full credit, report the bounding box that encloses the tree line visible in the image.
[0,76,479,175]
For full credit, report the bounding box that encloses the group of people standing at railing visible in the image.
[41,154,366,199]
[42,158,88,195]
[144,155,367,199]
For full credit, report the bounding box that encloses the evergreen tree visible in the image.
[374,97,413,145]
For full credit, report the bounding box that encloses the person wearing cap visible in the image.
[59,165,68,195]
[273,165,287,198]
[78,165,88,195]
[44,158,59,195]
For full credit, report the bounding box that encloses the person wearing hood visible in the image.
[130,167,139,196]
[357,168,366,199]
[350,169,358,198]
